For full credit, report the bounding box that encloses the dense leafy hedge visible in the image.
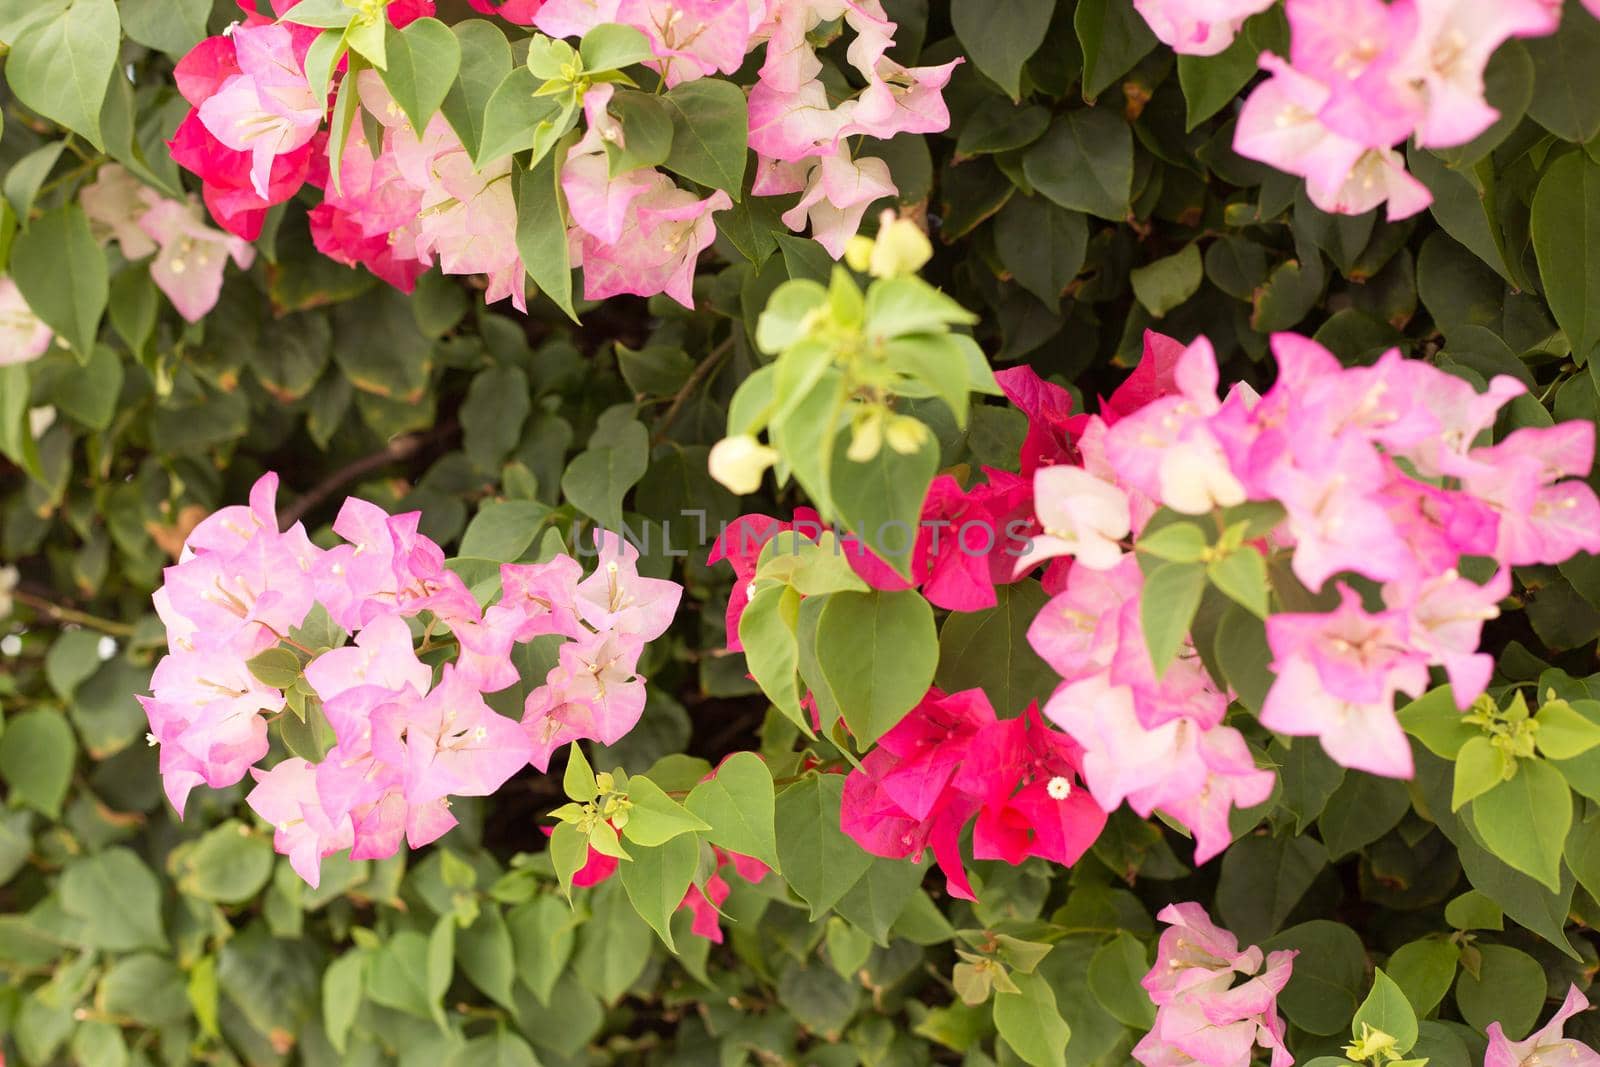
[9,1,1600,1066]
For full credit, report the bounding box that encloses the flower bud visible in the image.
[708,434,779,495]
[844,235,875,272]
[884,414,929,455]
[847,410,884,462]
[868,210,933,278]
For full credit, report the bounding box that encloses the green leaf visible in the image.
[1141,560,1206,679]
[247,646,304,692]
[775,775,874,917]
[1177,16,1267,129]
[1023,109,1133,220]
[661,79,749,198]
[366,930,435,1020]
[1536,698,1600,759]
[119,0,208,58]
[441,19,514,160]
[1213,601,1273,712]
[0,709,75,819]
[1531,150,1600,365]
[60,847,166,952]
[993,969,1071,1067]
[1453,944,1546,1039]
[508,894,577,1005]
[322,952,365,1055]
[515,145,579,321]
[457,906,517,1009]
[1384,940,1459,1021]
[993,195,1087,305]
[684,751,780,872]
[1074,0,1157,99]
[5,0,118,149]
[1524,4,1600,143]
[827,428,939,579]
[1443,890,1503,931]
[459,500,549,563]
[1263,921,1367,1036]
[621,775,711,846]
[1450,736,1508,812]
[1137,520,1209,563]
[832,855,925,945]
[427,912,455,1027]
[1207,546,1270,618]
[812,589,938,746]
[951,0,1054,100]
[559,420,648,532]
[579,23,656,71]
[1469,758,1571,891]
[381,17,461,131]
[1318,772,1410,858]
[935,582,1060,716]
[11,204,106,358]
[1353,969,1419,1054]
[1218,834,1329,948]
[619,833,699,950]
[1088,932,1155,1029]
[479,66,565,164]
[604,90,674,175]
[564,743,599,801]
[1131,244,1203,317]
[448,1033,540,1067]
[0,362,42,481]
[1398,686,1475,758]
[175,821,275,903]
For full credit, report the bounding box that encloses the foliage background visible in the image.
[7,0,1600,1065]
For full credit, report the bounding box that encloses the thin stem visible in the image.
[12,590,136,637]
[280,419,460,528]
[652,336,735,445]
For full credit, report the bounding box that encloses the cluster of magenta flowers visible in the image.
[140,473,680,887]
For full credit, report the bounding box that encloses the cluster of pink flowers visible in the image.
[81,165,256,323]
[839,689,1106,900]
[1022,329,1600,797]
[161,0,955,311]
[1217,0,1570,218]
[1487,985,1600,1067]
[1135,904,1295,1067]
[140,473,681,886]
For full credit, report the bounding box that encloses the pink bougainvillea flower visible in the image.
[533,0,622,38]
[138,198,258,322]
[1404,0,1560,148]
[487,556,586,643]
[1461,422,1600,565]
[778,146,897,258]
[372,665,532,806]
[168,110,315,239]
[574,530,683,642]
[0,278,54,366]
[618,0,761,85]
[247,758,356,888]
[466,0,545,22]
[1135,903,1296,1067]
[575,178,733,308]
[994,365,1079,473]
[1385,567,1508,706]
[1132,0,1276,55]
[1013,465,1132,574]
[1260,597,1427,779]
[1486,985,1600,1067]
[80,165,160,259]
[1284,0,1423,149]
[197,24,323,199]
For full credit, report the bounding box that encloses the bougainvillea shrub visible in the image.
[9,0,1600,1064]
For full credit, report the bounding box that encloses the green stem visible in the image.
[13,591,136,638]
